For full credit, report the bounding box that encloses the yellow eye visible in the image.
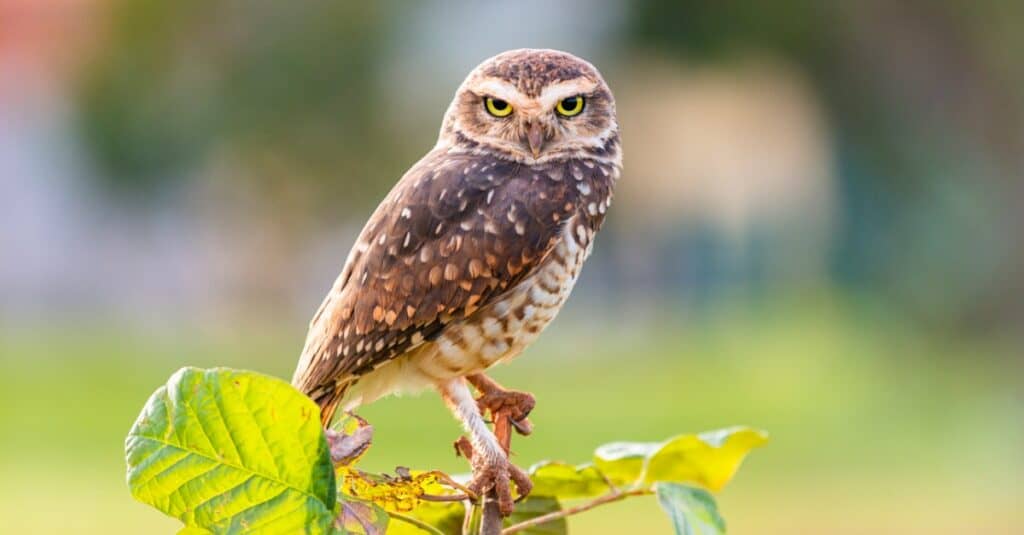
[485,97,513,117]
[555,95,585,117]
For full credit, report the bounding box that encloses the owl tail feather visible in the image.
[312,383,349,428]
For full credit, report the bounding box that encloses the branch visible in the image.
[480,496,504,535]
[500,488,653,535]
[480,408,515,535]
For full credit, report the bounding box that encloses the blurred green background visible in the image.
[1,1,1022,533]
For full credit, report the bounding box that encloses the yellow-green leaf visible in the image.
[126,367,336,534]
[528,462,611,499]
[388,502,464,535]
[593,427,767,491]
[592,441,661,487]
[339,468,456,513]
[644,427,768,491]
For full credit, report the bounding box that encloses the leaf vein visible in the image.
[129,434,325,505]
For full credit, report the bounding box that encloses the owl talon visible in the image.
[454,436,474,460]
[510,416,533,435]
[466,454,532,516]
[476,389,536,433]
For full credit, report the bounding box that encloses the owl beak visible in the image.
[526,122,545,158]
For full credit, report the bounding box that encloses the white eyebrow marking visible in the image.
[474,79,526,106]
[538,79,599,108]
[472,77,599,114]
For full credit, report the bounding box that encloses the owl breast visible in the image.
[414,214,593,376]
[341,215,594,408]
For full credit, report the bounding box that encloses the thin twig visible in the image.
[500,488,653,535]
[389,510,447,535]
[421,493,471,503]
[462,501,479,535]
[428,470,478,500]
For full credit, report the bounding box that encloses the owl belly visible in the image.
[416,218,593,378]
[341,218,592,408]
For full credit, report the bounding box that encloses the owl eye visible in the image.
[484,97,513,117]
[555,95,585,117]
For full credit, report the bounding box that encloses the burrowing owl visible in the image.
[292,49,621,512]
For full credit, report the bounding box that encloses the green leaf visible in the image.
[178,527,214,535]
[655,483,725,535]
[126,367,336,534]
[504,497,566,535]
[644,427,768,490]
[592,441,661,487]
[594,427,767,491]
[388,502,464,535]
[528,461,611,499]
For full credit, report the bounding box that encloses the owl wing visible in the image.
[293,150,578,407]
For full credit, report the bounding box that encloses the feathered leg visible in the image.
[438,377,531,515]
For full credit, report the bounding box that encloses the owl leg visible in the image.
[467,373,535,435]
[438,377,532,515]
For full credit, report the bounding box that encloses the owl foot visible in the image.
[469,376,535,435]
[455,437,532,515]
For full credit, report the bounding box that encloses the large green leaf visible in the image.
[655,483,725,535]
[594,427,767,491]
[126,367,336,534]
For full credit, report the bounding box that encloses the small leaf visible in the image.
[504,496,566,535]
[339,469,452,513]
[593,441,661,486]
[335,497,389,535]
[655,483,725,535]
[388,502,464,535]
[328,413,374,468]
[126,367,336,534]
[644,427,768,491]
[528,461,611,499]
[593,427,767,491]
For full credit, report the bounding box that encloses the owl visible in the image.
[292,49,621,513]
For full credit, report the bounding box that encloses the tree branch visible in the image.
[479,408,515,535]
[500,488,653,535]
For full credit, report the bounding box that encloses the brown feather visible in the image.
[292,151,593,420]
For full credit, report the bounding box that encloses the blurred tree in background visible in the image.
[624,0,1024,328]
[78,0,408,209]
[72,0,1024,331]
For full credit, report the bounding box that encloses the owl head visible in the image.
[439,49,619,165]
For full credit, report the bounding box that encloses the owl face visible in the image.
[440,49,618,164]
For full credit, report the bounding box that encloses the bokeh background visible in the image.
[2,1,1022,533]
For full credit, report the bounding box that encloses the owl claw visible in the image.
[465,453,532,516]
[454,436,532,514]
[476,389,536,435]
